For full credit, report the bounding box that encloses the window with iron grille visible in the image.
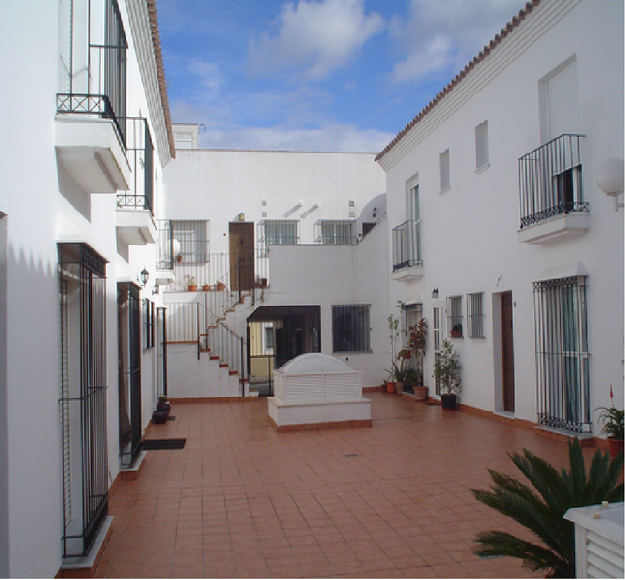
[467,292,485,338]
[316,220,356,245]
[58,243,108,558]
[261,220,298,249]
[533,276,591,433]
[144,299,155,349]
[332,305,371,353]
[172,220,210,263]
[447,296,463,337]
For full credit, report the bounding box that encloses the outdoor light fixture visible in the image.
[140,268,149,287]
[373,206,377,218]
[596,157,624,210]
[432,288,439,299]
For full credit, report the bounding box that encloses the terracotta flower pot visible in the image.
[386,381,396,394]
[395,381,404,395]
[413,385,429,402]
[188,285,197,291]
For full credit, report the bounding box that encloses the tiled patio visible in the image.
[96,392,595,578]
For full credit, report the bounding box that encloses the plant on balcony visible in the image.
[202,282,210,291]
[451,323,463,338]
[471,438,623,578]
[187,276,197,291]
[432,339,461,409]
[597,385,624,458]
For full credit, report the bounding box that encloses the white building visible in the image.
[0,0,174,576]
[376,0,624,436]
[159,129,388,398]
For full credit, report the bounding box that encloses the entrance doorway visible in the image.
[229,221,254,293]
[500,291,515,412]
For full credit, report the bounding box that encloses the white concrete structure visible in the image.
[268,353,371,431]
[0,0,174,576]
[376,0,624,437]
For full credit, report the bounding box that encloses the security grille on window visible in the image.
[316,220,356,245]
[533,276,591,433]
[332,305,371,353]
[144,299,155,349]
[172,220,210,263]
[467,292,485,338]
[261,220,298,250]
[447,296,463,337]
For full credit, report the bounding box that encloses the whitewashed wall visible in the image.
[161,149,386,252]
[380,0,624,431]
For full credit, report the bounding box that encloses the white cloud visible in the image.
[196,123,394,154]
[248,0,384,81]
[187,59,224,98]
[390,0,521,84]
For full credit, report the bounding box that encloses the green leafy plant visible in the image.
[432,339,461,394]
[597,385,624,440]
[471,439,624,578]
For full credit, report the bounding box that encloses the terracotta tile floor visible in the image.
[96,392,597,578]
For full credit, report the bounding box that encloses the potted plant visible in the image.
[450,323,463,338]
[152,395,171,424]
[407,318,428,401]
[187,276,197,291]
[385,312,400,393]
[433,339,461,409]
[597,386,624,458]
[202,282,210,291]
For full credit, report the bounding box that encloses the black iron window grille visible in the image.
[58,243,108,558]
[392,219,421,271]
[315,220,356,245]
[57,0,127,145]
[156,307,168,398]
[144,299,155,349]
[156,219,174,270]
[467,292,485,339]
[118,283,142,468]
[533,276,591,433]
[117,118,154,213]
[519,134,587,229]
[446,296,463,338]
[332,304,372,353]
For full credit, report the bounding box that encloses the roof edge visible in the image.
[375,0,540,164]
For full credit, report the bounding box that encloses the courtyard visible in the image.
[95,391,594,578]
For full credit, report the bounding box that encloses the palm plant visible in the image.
[471,438,623,578]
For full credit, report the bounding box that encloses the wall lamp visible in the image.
[431,288,439,299]
[140,268,149,287]
[373,206,377,218]
[596,158,624,211]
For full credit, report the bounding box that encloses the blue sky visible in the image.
[156,0,523,152]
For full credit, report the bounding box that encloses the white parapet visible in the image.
[268,353,372,431]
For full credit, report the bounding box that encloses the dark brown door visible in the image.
[501,292,515,412]
[229,222,254,292]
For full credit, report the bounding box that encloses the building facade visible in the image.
[376,0,624,435]
[0,0,174,576]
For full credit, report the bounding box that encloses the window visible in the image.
[392,183,421,271]
[533,276,591,433]
[332,305,371,353]
[172,220,210,263]
[440,149,450,191]
[144,299,155,349]
[447,296,463,337]
[467,292,485,338]
[264,324,274,352]
[475,120,489,169]
[261,220,298,249]
[316,220,356,245]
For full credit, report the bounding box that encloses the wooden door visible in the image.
[501,292,515,412]
[229,222,254,292]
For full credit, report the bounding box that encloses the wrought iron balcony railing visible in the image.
[116,118,154,214]
[518,134,588,229]
[392,219,421,271]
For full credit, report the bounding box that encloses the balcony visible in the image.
[55,0,128,195]
[116,119,156,246]
[392,219,422,280]
[518,134,589,245]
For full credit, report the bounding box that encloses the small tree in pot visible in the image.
[433,339,461,409]
[407,318,428,400]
